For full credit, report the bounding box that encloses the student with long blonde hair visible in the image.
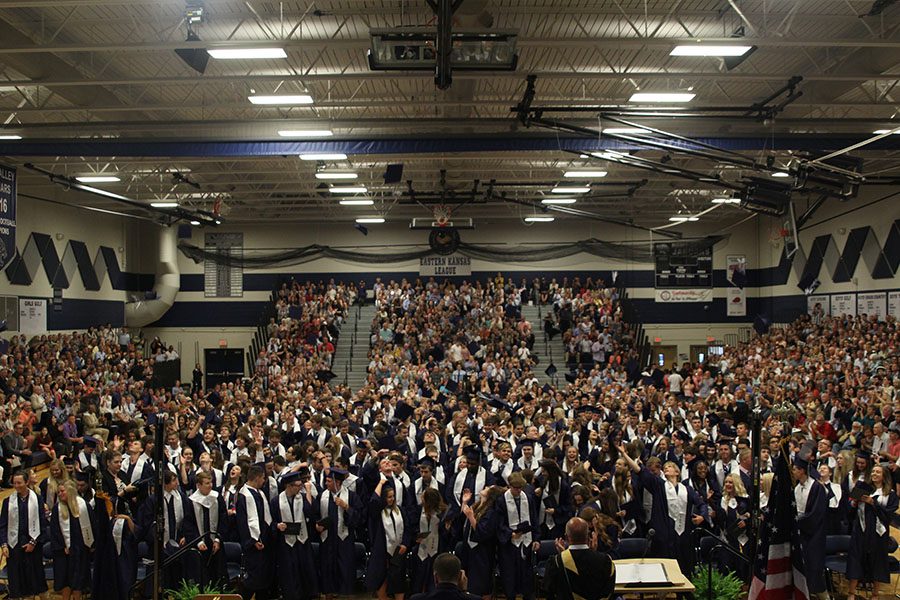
[50,480,95,600]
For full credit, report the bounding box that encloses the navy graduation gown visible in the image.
[50,502,95,592]
[496,490,538,600]
[236,487,274,593]
[318,487,363,595]
[456,506,498,597]
[0,492,48,598]
[795,479,827,593]
[847,489,899,584]
[409,505,447,595]
[365,494,413,593]
[182,492,229,588]
[270,491,319,600]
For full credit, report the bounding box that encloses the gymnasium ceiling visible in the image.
[0,0,899,229]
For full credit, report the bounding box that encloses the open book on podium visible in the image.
[615,561,673,587]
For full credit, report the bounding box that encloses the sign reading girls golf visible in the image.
[0,164,14,270]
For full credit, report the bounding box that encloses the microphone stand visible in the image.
[695,527,751,600]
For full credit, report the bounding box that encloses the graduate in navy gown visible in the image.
[317,467,363,597]
[110,505,140,600]
[366,467,413,600]
[534,460,573,540]
[183,471,229,588]
[456,486,503,600]
[445,447,494,550]
[792,456,827,598]
[496,472,539,600]
[817,463,847,536]
[410,486,447,595]
[714,473,750,579]
[619,448,707,576]
[847,463,899,600]
[270,471,319,600]
[138,470,187,590]
[50,481,96,599]
[0,471,48,599]
[236,464,274,600]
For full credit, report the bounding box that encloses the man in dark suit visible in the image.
[543,517,616,600]
[409,553,480,600]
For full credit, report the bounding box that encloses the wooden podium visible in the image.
[613,558,696,597]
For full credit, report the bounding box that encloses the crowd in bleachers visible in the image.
[1,274,899,600]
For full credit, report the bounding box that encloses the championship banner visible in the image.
[654,288,713,303]
[419,254,471,276]
[726,287,746,317]
[0,163,16,270]
[889,291,900,320]
[831,293,856,317]
[857,292,887,319]
[806,294,830,316]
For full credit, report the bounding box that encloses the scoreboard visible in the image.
[654,242,713,288]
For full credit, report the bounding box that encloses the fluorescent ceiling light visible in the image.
[249,94,313,105]
[551,186,590,194]
[330,186,367,194]
[629,92,695,103]
[563,170,608,178]
[355,217,384,224]
[150,202,179,208]
[278,130,333,138]
[76,175,120,183]
[670,45,752,57]
[542,198,577,205]
[592,150,630,159]
[315,172,358,180]
[190,220,201,226]
[712,197,741,204]
[602,127,647,134]
[525,216,555,223]
[300,153,348,161]
[874,129,900,135]
[340,199,374,206]
[669,215,699,222]
[208,48,287,59]
[772,171,790,178]
[0,134,22,140]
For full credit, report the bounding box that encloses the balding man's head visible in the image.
[565,517,590,545]
[433,553,462,585]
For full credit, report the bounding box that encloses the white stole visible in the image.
[320,487,349,541]
[278,491,308,546]
[382,505,404,555]
[59,497,95,549]
[417,512,440,560]
[112,517,126,555]
[7,490,40,548]
[860,489,889,536]
[123,454,148,484]
[827,482,842,508]
[415,477,438,502]
[241,487,271,542]
[188,489,220,541]
[503,489,532,547]
[665,480,688,536]
[490,458,513,481]
[453,467,486,504]
[163,491,184,545]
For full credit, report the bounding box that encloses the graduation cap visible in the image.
[444,379,459,394]
[564,372,577,384]
[463,445,482,462]
[74,471,91,483]
[498,382,510,398]
[316,369,338,382]
[674,430,691,443]
[377,434,398,452]
[281,471,303,485]
[394,402,414,422]
[325,468,349,481]
[83,436,99,449]
[793,456,810,471]
[518,439,536,449]
[544,363,558,378]
[467,341,481,355]
[417,456,437,470]
[706,413,721,427]
[487,396,514,414]
[856,449,872,461]
[62,456,76,466]
[541,383,552,395]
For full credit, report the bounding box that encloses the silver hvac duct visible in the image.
[125,225,179,327]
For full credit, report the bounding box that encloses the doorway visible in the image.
[651,345,678,370]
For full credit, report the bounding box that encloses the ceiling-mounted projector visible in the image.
[368,28,518,71]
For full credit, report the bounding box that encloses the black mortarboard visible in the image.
[418,456,437,470]
[84,436,98,449]
[564,372,577,384]
[463,445,482,462]
[316,369,338,382]
[674,431,691,443]
[518,439,535,448]
[444,379,459,393]
[706,413,721,426]
[542,383,552,395]
[498,382,510,398]
[467,341,481,355]
[856,449,872,460]
[488,396,514,413]
[793,456,810,470]
[377,434,397,452]
[281,471,302,485]
[74,471,90,483]
[544,363,558,378]
[326,468,349,481]
[394,402,414,422]
[63,456,75,465]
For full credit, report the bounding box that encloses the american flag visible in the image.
[748,450,809,600]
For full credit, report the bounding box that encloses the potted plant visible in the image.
[691,568,744,600]
[166,579,232,600]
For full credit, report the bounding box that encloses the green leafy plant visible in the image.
[691,567,745,600]
[165,579,231,600]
